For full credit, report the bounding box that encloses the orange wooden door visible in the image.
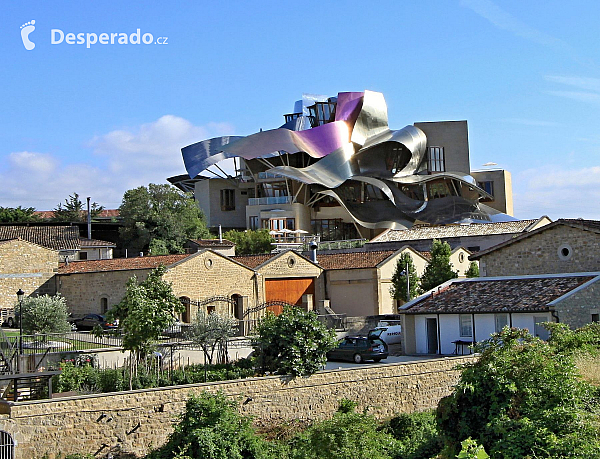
[265,278,315,314]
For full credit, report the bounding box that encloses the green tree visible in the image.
[437,327,600,458]
[223,229,274,255]
[108,266,183,388]
[146,392,271,459]
[0,206,41,223]
[464,261,480,278]
[119,183,210,255]
[188,310,238,365]
[19,294,72,335]
[419,239,458,292]
[253,307,337,377]
[51,192,104,222]
[389,253,420,304]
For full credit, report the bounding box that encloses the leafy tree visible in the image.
[419,239,458,292]
[146,391,271,459]
[464,261,480,278]
[51,192,104,222]
[389,253,420,304]
[0,206,41,223]
[253,307,337,377]
[19,294,72,335]
[119,183,210,254]
[223,229,274,255]
[289,401,399,459]
[437,327,600,458]
[108,266,183,388]
[387,410,442,459]
[188,310,238,365]
[148,238,169,256]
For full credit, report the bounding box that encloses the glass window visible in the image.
[249,216,259,230]
[592,314,599,323]
[459,314,473,338]
[495,314,508,333]
[427,146,445,172]
[477,181,494,197]
[220,189,235,211]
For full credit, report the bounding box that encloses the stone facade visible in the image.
[477,225,600,277]
[553,277,600,329]
[0,356,472,459]
[0,239,58,310]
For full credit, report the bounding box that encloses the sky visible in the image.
[1,0,599,220]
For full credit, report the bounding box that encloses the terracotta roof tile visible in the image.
[230,254,274,269]
[317,250,397,270]
[58,254,190,274]
[0,225,80,250]
[34,209,120,219]
[189,239,235,247]
[79,238,116,247]
[369,219,546,243]
[401,275,595,314]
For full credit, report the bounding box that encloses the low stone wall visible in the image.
[0,356,473,458]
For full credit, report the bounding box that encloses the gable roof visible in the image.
[58,253,191,274]
[0,225,80,251]
[399,273,597,314]
[368,217,550,244]
[79,237,116,248]
[317,250,398,270]
[470,219,600,260]
[230,253,274,269]
[34,209,120,220]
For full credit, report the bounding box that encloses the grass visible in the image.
[575,353,600,386]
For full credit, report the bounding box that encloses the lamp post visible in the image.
[400,260,411,303]
[16,289,24,373]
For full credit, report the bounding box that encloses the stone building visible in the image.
[470,219,600,277]
[0,239,58,310]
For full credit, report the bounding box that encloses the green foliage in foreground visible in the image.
[437,327,600,458]
[19,294,72,335]
[253,307,337,377]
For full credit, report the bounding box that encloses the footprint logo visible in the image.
[20,20,36,50]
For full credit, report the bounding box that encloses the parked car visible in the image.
[326,336,388,364]
[368,322,402,345]
[163,318,184,337]
[70,314,117,331]
[0,309,16,328]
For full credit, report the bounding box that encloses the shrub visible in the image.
[387,410,442,459]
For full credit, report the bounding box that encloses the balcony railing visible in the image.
[247,196,292,206]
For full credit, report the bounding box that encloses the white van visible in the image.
[367,321,402,345]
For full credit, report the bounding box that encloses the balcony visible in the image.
[247,196,292,206]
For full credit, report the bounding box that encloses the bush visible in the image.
[387,410,442,459]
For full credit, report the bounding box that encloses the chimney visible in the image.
[86,197,92,240]
[308,241,318,264]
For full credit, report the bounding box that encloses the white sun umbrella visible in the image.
[291,229,309,234]
[269,230,282,235]
[279,228,294,234]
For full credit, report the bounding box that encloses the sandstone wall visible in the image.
[554,277,600,328]
[0,356,472,458]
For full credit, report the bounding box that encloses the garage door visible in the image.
[265,278,315,314]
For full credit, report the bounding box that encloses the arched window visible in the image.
[179,296,191,323]
[100,297,108,314]
[231,294,242,319]
[0,430,15,458]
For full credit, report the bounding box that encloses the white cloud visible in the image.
[544,75,600,93]
[546,90,600,105]
[460,0,570,51]
[0,116,235,209]
[513,166,600,220]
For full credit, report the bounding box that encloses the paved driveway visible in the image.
[324,354,436,370]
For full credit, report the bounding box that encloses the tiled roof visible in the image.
[471,218,600,259]
[79,238,116,248]
[231,254,274,269]
[0,225,80,250]
[58,254,190,274]
[369,219,547,243]
[189,239,235,247]
[316,250,398,270]
[400,275,595,314]
[34,209,120,219]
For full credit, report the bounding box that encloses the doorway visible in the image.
[426,318,438,354]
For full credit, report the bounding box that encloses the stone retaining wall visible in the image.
[0,356,473,458]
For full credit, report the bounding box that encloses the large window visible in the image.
[220,189,235,211]
[261,218,295,231]
[311,219,359,241]
[249,216,259,230]
[459,314,473,338]
[428,146,445,172]
[495,313,508,333]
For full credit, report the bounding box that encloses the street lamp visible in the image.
[400,260,410,303]
[16,289,24,373]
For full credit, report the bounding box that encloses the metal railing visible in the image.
[317,314,347,331]
[247,196,292,206]
[311,239,367,251]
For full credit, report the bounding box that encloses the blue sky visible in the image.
[1,0,599,220]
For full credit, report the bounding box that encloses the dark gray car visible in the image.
[326,336,389,364]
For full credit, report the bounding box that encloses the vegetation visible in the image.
[464,261,479,278]
[108,266,183,388]
[390,252,421,303]
[119,183,210,255]
[419,239,458,292]
[437,327,600,458]
[223,229,274,255]
[252,307,337,377]
[51,192,104,222]
[19,294,72,335]
[188,310,238,365]
[0,205,41,222]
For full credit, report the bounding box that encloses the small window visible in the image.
[0,431,14,458]
[592,314,599,323]
[220,189,235,211]
[495,314,508,333]
[100,297,108,314]
[427,146,445,172]
[477,181,494,197]
[79,251,88,260]
[459,314,472,338]
[557,243,573,261]
[249,216,259,230]
[458,252,465,263]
